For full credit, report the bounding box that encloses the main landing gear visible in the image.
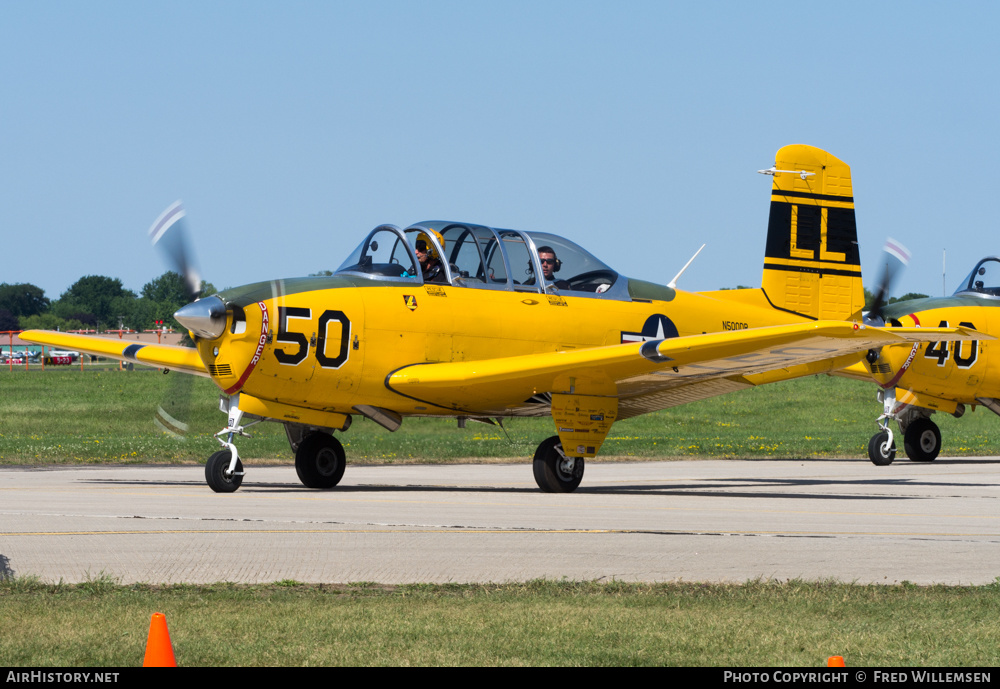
[294,432,346,488]
[202,399,592,494]
[902,417,941,463]
[204,395,349,493]
[867,389,942,466]
[532,435,584,493]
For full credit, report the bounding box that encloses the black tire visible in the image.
[532,435,584,493]
[904,418,941,462]
[295,433,346,489]
[205,449,244,493]
[867,431,896,466]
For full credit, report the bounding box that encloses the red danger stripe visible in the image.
[878,313,922,390]
[225,301,269,395]
[879,343,919,390]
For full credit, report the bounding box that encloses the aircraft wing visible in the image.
[19,330,210,378]
[386,322,984,419]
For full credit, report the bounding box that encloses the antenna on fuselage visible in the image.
[668,244,706,289]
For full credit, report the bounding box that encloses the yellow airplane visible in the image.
[842,253,1000,465]
[21,145,977,493]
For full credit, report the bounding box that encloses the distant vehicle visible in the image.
[1,350,39,364]
[47,349,80,361]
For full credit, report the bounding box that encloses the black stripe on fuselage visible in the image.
[770,189,854,203]
[123,344,145,362]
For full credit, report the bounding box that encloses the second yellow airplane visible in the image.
[22,145,978,493]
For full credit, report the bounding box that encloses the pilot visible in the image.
[533,245,570,290]
[415,230,448,284]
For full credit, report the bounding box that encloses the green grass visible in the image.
[2,367,1000,463]
[5,371,1000,666]
[2,577,999,666]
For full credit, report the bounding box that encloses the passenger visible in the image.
[415,231,448,284]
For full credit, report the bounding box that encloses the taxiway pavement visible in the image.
[2,458,998,585]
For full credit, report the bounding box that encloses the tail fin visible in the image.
[760,145,864,321]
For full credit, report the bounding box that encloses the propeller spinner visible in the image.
[174,295,228,340]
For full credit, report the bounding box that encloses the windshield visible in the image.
[335,224,419,281]
[335,220,622,296]
[953,257,1000,297]
[522,230,619,294]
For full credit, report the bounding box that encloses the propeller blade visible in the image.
[154,380,192,440]
[148,201,209,440]
[149,201,202,301]
[865,237,911,325]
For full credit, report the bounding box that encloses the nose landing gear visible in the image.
[205,395,255,493]
[867,389,941,466]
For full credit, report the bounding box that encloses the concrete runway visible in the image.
[2,457,999,585]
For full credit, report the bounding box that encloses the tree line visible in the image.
[0,273,214,333]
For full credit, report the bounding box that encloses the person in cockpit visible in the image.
[415,231,447,284]
[533,245,570,290]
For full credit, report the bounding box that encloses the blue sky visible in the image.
[2,2,997,301]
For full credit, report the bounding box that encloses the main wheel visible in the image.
[205,449,244,493]
[295,433,346,488]
[867,431,896,466]
[532,435,584,493]
[904,418,941,462]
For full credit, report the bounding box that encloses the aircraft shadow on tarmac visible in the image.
[78,464,998,501]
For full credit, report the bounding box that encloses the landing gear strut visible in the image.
[868,389,941,465]
[532,435,584,493]
[867,388,898,466]
[205,395,254,493]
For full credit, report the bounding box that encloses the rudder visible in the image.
[760,145,864,321]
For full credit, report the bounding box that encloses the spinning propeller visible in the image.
[149,201,202,303]
[864,238,911,327]
[149,200,206,439]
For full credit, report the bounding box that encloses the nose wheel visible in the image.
[868,388,942,465]
[868,388,898,466]
[205,394,255,493]
[867,430,896,465]
[205,449,244,493]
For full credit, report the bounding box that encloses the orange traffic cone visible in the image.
[142,612,177,667]
[827,656,846,667]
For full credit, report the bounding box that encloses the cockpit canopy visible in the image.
[335,220,623,297]
[954,257,1000,298]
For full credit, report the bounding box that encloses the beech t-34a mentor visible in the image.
[21,145,979,493]
[840,252,1000,466]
